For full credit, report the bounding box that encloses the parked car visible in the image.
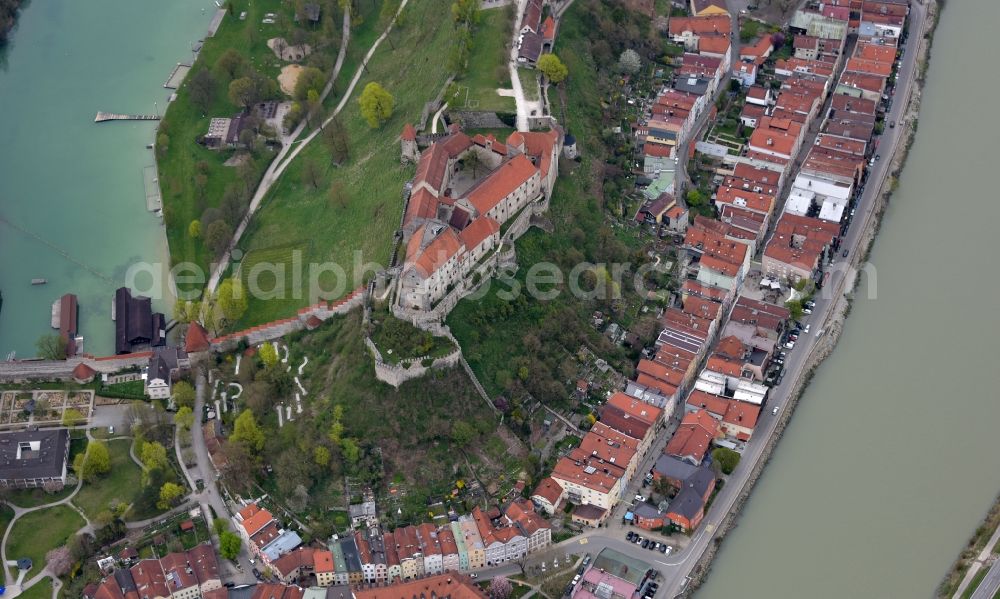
[804,324,811,333]
[876,154,881,161]
[641,539,650,549]
[802,308,812,315]
[842,248,849,257]
[648,542,658,551]
[635,494,645,502]
[785,341,795,349]
[627,531,636,542]
[252,568,262,579]
[772,406,779,415]
[659,544,668,553]
[889,121,895,128]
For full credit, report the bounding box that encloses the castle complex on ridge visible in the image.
[394,123,563,314]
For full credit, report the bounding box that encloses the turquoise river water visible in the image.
[0,0,211,357]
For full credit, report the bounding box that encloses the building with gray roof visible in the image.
[0,428,70,489]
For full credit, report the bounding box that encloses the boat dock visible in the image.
[143,165,162,213]
[163,62,192,89]
[94,112,160,123]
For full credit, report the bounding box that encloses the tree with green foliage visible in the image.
[340,438,360,463]
[358,82,394,128]
[451,420,476,447]
[219,531,242,560]
[157,482,185,510]
[188,68,217,114]
[293,67,327,102]
[173,300,200,325]
[712,447,741,475]
[216,49,246,81]
[213,517,229,536]
[188,219,202,239]
[232,409,265,452]
[313,445,330,467]
[259,342,279,368]
[785,298,804,321]
[172,380,196,409]
[175,406,194,432]
[217,278,248,322]
[537,53,569,83]
[156,133,170,157]
[451,0,480,26]
[204,219,233,257]
[62,408,85,427]
[141,441,170,474]
[228,76,257,109]
[75,440,111,482]
[36,333,68,360]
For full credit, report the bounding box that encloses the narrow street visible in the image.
[190,370,256,585]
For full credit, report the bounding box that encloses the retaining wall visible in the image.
[365,337,462,388]
[210,287,366,352]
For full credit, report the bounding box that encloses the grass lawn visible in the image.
[235,0,459,326]
[5,483,76,509]
[518,68,540,101]
[99,379,147,400]
[160,0,345,284]
[17,576,54,599]
[71,439,144,522]
[16,577,53,599]
[0,503,12,585]
[452,8,516,113]
[232,242,312,328]
[6,506,85,574]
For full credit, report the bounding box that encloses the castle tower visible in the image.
[563,132,578,160]
[401,123,419,164]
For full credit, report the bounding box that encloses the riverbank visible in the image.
[939,492,1000,597]
[681,1,941,594]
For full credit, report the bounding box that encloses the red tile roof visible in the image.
[411,227,464,279]
[467,154,537,215]
[185,322,211,353]
[458,216,499,252]
[542,16,555,40]
[532,477,564,504]
[401,123,416,142]
[698,35,731,55]
[354,573,486,599]
[669,15,731,36]
[665,410,720,462]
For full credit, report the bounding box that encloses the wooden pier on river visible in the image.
[94,112,160,123]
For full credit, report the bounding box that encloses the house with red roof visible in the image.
[762,213,840,282]
[665,409,720,465]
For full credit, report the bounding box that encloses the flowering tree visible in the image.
[489,576,513,599]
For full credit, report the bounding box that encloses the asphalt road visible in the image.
[535,2,929,597]
[971,559,1000,599]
